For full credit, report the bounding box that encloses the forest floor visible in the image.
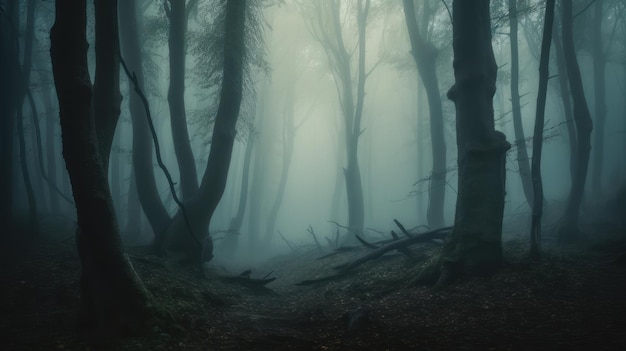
[1,215,626,351]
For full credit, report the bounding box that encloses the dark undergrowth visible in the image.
[1,215,626,350]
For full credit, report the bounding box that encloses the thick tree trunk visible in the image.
[166,0,198,201]
[419,0,510,287]
[558,0,593,242]
[403,0,446,229]
[552,24,577,181]
[508,0,534,207]
[93,0,122,171]
[50,0,151,337]
[118,0,171,244]
[164,0,247,263]
[591,0,605,195]
[530,0,555,258]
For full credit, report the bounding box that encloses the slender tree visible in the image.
[119,0,172,243]
[402,0,447,228]
[508,0,534,207]
[418,0,510,287]
[558,0,594,242]
[530,0,555,258]
[591,0,606,195]
[299,0,371,235]
[164,0,199,201]
[50,0,151,336]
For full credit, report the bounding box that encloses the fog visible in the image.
[4,0,626,266]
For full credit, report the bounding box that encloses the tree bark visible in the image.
[558,0,594,242]
[508,0,534,208]
[403,0,447,229]
[591,0,606,195]
[50,0,151,337]
[530,0,555,258]
[420,0,510,287]
[166,0,198,201]
[93,0,122,171]
[119,0,172,244]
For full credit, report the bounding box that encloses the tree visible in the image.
[164,0,199,201]
[50,0,151,337]
[119,0,172,244]
[529,0,555,257]
[93,0,122,170]
[163,0,248,263]
[591,0,606,195]
[299,0,371,235]
[558,0,593,242]
[418,0,510,287]
[508,0,534,208]
[402,0,447,229]
[0,0,18,229]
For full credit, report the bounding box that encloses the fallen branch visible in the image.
[333,226,452,273]
[307,225,324,254]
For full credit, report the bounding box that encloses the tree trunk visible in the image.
[508,0,534,208]
[164,0,247,263]
[403,0,447,229]
[552,24,577,181]
[119,0,171,244]
[264,89,295,245]
[93,0,122,172]
[41,71,60,212]
[166,0,198,201]
[591,0,605,195]
[17,0,39,234]
[420,0,510,287]
[558,0,594,242]
[221,129,255,257]
[50,0,151,337]
[125,166,143,240]
[530,0,555,258]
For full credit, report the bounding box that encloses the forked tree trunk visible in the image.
[558,0,594,242]
[50,0,151,337]
[163,0,247,263]
[418,0,510,287]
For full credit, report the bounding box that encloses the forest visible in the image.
[1,0,625,349]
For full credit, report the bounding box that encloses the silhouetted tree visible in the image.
[558,0,593,242]
[50,0,151,337]
[402,0,447,228]
[591,0,606,195]
[530,0,555,258]
[418,0,510,287]
[165,0,199,201]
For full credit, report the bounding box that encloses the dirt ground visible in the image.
[1,218,626,351]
